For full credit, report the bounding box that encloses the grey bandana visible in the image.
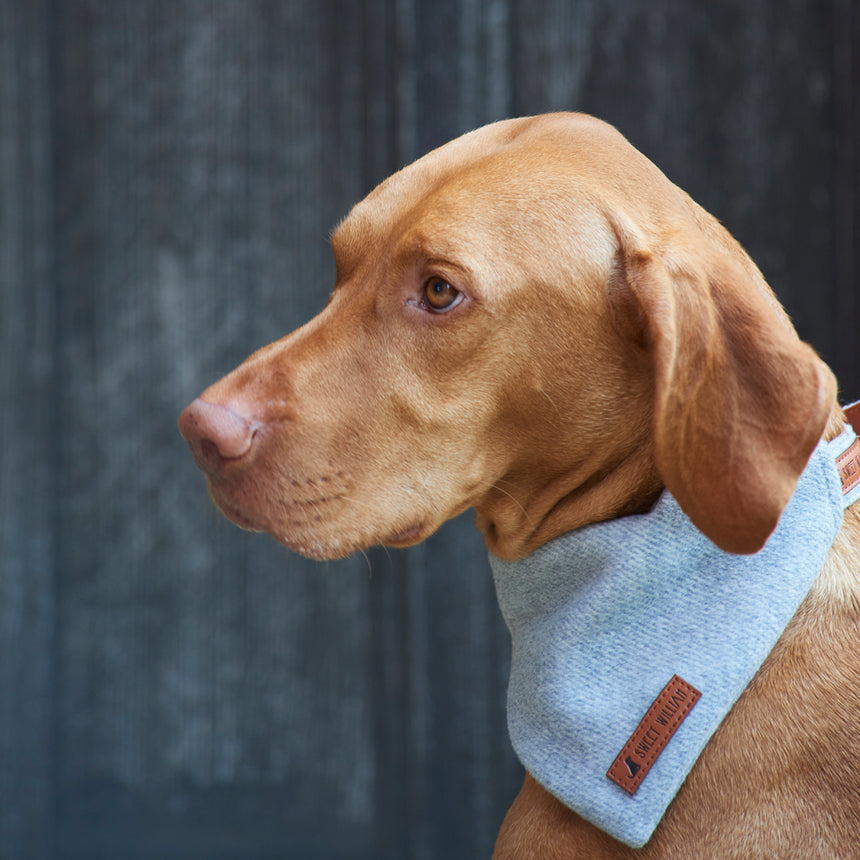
[490,427,857,848]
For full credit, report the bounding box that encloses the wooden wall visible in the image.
[1,1,857,857]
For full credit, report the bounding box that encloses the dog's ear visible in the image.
[608,212,835,554]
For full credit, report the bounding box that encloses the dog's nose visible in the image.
[178,398,256,474]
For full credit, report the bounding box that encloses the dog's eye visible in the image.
[423,278,462,312]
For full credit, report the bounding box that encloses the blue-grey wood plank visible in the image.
[0,2,55,858]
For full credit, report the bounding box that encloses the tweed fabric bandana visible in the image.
[490,428,855,848]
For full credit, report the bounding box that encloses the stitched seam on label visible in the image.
[837,439,860,494]
[607,675,701,795]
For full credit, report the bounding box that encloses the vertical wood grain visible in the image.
[0,2,55,858]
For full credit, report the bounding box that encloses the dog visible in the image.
[179,112,860,857]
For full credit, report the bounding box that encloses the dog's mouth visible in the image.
[207,473,436,560]
[206,484,265,532]
[382,522,429,546]
[205,471,369,559]
[218,501,265,532]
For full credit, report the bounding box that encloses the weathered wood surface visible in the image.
[1,2,856,857]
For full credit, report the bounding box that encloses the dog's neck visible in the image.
[477,404,855,562]
[475,434,663,561]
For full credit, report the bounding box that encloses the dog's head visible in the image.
[179,113,835,560]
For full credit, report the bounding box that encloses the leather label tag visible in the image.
[607,675,701,795]
[837,437,860,495]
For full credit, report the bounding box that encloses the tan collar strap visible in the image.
[838,401,860,497]
[845,401,860,433]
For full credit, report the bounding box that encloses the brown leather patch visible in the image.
[607,675,701,795]
[837,437,860,495]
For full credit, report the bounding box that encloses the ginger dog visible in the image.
[179,113,860,857]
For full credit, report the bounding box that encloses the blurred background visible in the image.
[2,1,858,858]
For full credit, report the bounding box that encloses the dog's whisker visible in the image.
[489,481,530,520]
[357,547,374,576]
[537,387,561,415]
